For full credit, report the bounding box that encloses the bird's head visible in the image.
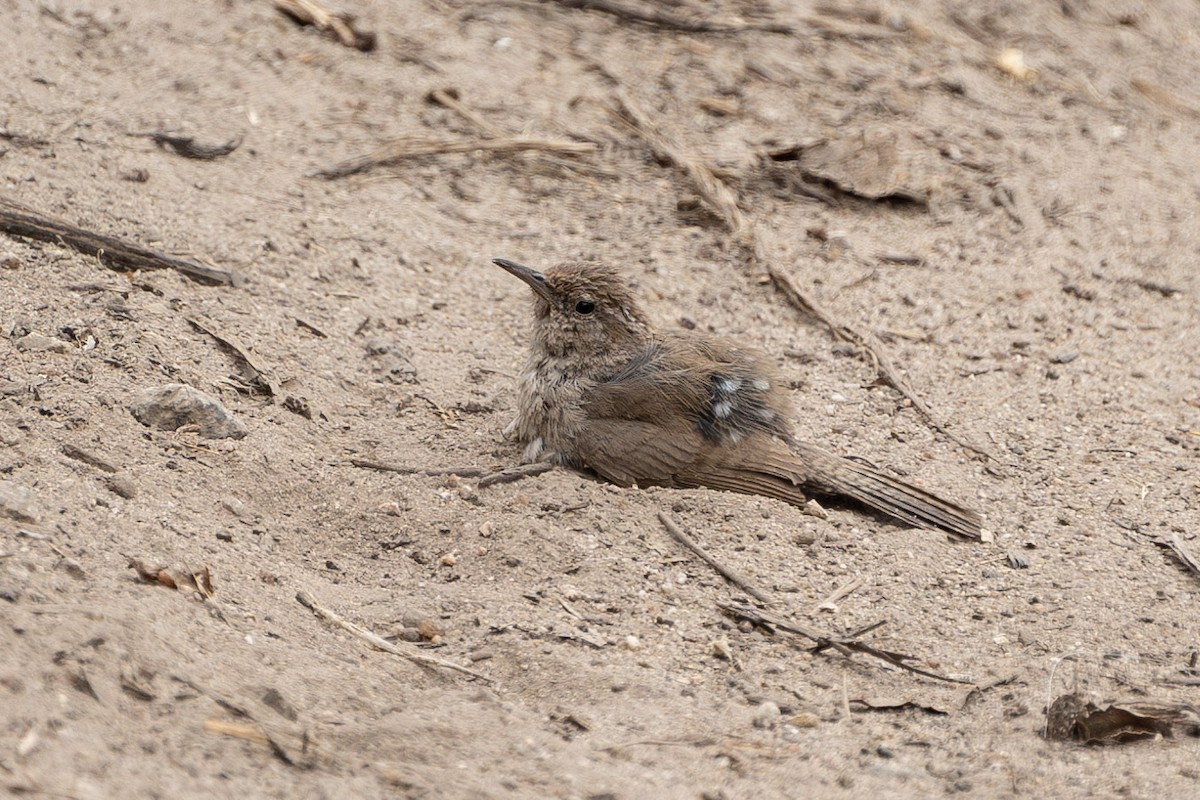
[494,258,653,361]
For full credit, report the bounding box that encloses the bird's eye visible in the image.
[575,300,596,315]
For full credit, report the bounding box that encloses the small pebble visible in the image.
[752,701,781,729]
[712,638,733,660]
[1050,350,1079,364]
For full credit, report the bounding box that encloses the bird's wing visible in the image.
[582,337,792,443]
[576,337,800,488]
[572,416,708,488]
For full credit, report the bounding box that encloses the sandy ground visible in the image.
[2,1,1199,797]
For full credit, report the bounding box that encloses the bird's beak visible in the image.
[493,258,554,302]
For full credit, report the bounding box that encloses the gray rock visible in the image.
[15,333,68,354]
[752,700,782,729]
[0,480,41,522]
[130,383,247,439]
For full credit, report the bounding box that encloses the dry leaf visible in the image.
[128,558,215,599]
[1046,693,1200,744]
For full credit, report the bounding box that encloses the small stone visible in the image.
[0,481,41,523]
[803,499,828,519]
[752,700,781,729]
[130,384,247,439]
[712,638,733,660]
[441,553,457,567]
[105,475,137,499]
[1050,350,1079,364]
[15,333,68,353]
[222,497,248,517]
[622,635,641,651]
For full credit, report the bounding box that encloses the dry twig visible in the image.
[658,511,772,604]
[273,0,376,51]
[295,591,490,682]
[312,135,596,180]
[0,195,237,286]
[815,577,864,611]
[350,459,488,477]
[477,462,554,487]
[549,0,793,33]
[719,601,971,684]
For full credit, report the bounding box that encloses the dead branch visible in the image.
[719,601,972,684]
[273,0,376,51]
[608,92,997,465]
[658,511,772,604]
[0,195,237,286]
[296,591,491,682]
[548,0,793,33]
[815,577,864,612]
[477,461,554,487]
[312,135,597,180]
[349,459,489,478]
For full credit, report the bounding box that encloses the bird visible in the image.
[492,257,982,539]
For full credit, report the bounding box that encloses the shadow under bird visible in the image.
[493,257,983,540]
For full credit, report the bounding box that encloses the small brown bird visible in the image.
[493,258,982,539]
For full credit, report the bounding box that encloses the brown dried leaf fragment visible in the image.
[1046,693,1200,744]
[128,558,215,599]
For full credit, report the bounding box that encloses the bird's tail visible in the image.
[794,442,983,539]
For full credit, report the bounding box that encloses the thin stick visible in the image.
[273,0,376,51]
[349,459,488,478]
[296,591,491,682]
[549,0,794,33]
[312,136,597,180]
[477,461,554,487]
[0,195,237,286]
[815,577,864,611]
[719,601,971,684]
[597,736,719,752]
[428,88,506,137]
[657,511,772,604]
[609,93,997,465]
